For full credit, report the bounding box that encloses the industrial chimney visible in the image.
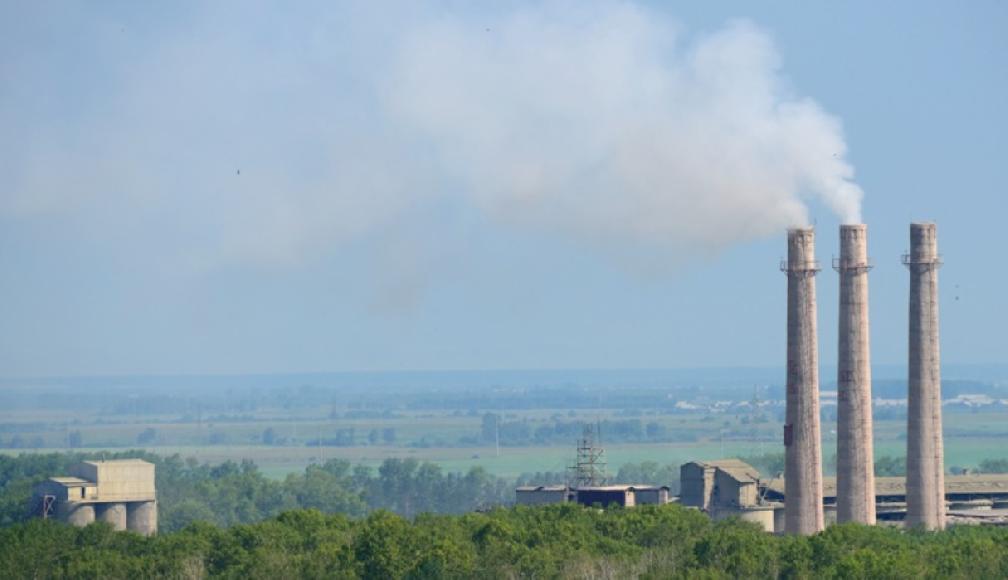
[834,224,876,524]
[782,227,825,535]
[903,222,945,530]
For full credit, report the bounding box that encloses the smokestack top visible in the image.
[787,226,815,234]
[839,224,867,243]
[836,224,870,270]
[786,227,818,270]
[909,222,938,262]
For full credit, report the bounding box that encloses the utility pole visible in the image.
[197,403,203,445]
[318,428,323,465]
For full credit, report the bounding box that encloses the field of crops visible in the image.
[5,405,1008,480]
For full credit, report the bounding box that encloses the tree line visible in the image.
[477,413,697,446]
[0,452,510,531]
[3,504,1008,578]
[0,451,701,532]
[6,450,1008,537]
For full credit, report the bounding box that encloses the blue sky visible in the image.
[1,1,1005,377]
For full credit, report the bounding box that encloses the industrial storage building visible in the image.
[515,486,575,505]
[680,459,778,532]
[680,459,762,511]
[577,486,637,508]
[32,459,157,535]
[516,485,670,508]
[763,472,1008,523]
[633,486,671,505]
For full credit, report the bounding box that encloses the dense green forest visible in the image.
[4,504,1008,579]
[6,452,1008,577]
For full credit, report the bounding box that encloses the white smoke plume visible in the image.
[2,2,863,272]
[387,6,864,250]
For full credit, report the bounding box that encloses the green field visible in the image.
[5,409,1008,480]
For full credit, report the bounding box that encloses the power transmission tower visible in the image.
[568,423,607,487]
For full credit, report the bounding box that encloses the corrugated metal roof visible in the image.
[766,474,1008,498]
[516,484,670,492]
[686,459,761,483]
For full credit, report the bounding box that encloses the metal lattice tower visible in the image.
[568,423,607,487]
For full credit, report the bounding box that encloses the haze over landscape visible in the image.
[2,1,1005,378]
[2,2,1008,577]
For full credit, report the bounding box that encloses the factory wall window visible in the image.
[80,488,85,498]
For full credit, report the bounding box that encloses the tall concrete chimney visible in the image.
[782,227,825,535]
[834,224,876,524]
[903,222,945,530]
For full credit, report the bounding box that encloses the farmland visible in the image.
[4,369,1008,481]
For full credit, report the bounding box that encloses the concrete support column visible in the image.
[835,224,876,524]
[63,503,95,527]
[904,222,945,530]
[97,502,127,531]
[127,501,158,536]
[782,227,825,535]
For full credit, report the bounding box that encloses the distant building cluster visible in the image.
[677,457,1008,533]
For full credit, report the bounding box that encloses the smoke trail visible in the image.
[387,7,864,250]
[2,2,864,272]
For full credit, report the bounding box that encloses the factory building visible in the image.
[772,222,948,532]
[680,459,779,532]
[516,424,670,509]
[515,486,574,506]
[680,458,1008,533]
[525,222,955,533]
[633,486,672,506]
[33,459,157,535]
[680,459,761,512]
[577,486,637,508]
[762,472,1008,524]
[515,485,670,508]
